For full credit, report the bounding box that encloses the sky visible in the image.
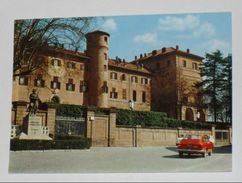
[88,12,231,61]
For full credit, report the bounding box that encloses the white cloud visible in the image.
[102,19,117,31]
[159,15,200,31]
[192,22,215,38]
[159,15,216,39]
[133,33,157,44]
[203,39,230,54]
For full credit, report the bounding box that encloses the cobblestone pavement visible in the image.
[9,145,232,173]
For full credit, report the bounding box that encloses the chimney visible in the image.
[144,53,147,57]
[135,56,137,60]
[116,56,118,61]
[176,45,179,50]
[140,54,143,58]
[162,47,166,53]
[187,49,190,53]
[152,50,157,55]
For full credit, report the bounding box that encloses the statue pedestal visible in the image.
[19,115,52,140]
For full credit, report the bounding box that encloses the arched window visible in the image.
[121,74,126,81]
[198,110,206,122]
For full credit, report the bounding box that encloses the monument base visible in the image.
[17,114,52,140]
[18,132,52,140]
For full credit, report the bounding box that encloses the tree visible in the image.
[14,17,95,76]
[197,50,232,123]
[220,54,232,123]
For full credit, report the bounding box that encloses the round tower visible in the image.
[85,31,110,108]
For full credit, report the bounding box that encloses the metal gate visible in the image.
[55,116,86,136]
[215,130,230,145]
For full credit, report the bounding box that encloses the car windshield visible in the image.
[185,135,199,139]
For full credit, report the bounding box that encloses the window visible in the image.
[104,53,108,60]
[102,81,108,93]
[141,78,148,85]
[167,60,171,67]
[133,90,137,102]
[104,36,108,43]
[183,60,187,67]
[67,62,76,69]
[34,75,45,87]
[51,59,61,66]
[80,81,88,92]
[110,72,117,80]
[19,76,28,85]
[142,91,146,103]
[121,74,126,81]
[122,89,127,100]
[110,88,118,99]
[51,76,61,89]
[66,79,75,91]
[192,63,198,70]
[104,65,107,71]
[80,64,84,71]
[131,76,138,83]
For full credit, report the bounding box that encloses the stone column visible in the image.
[211,125,216,144]
[86,107,95,139]
[13,101,28,126]
[46,103,57,138]
[109,108,117,146]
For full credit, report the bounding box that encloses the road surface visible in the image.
[9,145,232,173]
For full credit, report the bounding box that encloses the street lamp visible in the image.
[128,100,136,147]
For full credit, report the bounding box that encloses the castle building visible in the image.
[133,46,207,121]
[12,30,207,121]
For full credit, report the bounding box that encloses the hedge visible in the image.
[116,109,212,130]
[10,138,91,151]
[56,104,87,118]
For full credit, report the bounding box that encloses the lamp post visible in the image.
[128,100,136,147]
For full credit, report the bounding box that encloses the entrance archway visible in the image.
[198,110,205,122]
[185,108,194,121]
[51,95,60,104]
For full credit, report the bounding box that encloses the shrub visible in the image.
[10,138,91,151]
[116,109,212,129]
[56,104,87,118]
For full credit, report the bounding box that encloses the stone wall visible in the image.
[113,126,212,147]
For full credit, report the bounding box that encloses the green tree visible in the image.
[198,50,232,123]
[220,54,232,123]
[199,50,223,123]
[14,17,95,76]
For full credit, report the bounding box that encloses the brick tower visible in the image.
[85,31,110,108]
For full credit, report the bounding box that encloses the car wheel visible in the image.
[203,150,207,158]
[179,152,183,158]
[208,150,212,156]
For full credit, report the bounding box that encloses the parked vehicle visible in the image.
[176,135,184,146]
[177,134,214,158]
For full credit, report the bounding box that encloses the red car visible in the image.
[177,134,214,158]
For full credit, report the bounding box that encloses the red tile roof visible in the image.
[131,47,204,63]
[108,59,150,74]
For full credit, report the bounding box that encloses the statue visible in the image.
[28,89,39,115]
